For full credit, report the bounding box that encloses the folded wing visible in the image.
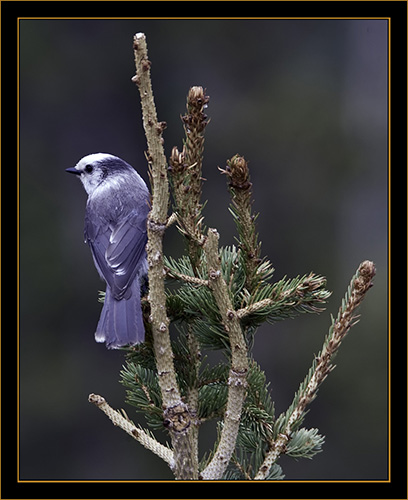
[85,208,148,299]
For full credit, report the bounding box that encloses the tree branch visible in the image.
[220,155,261,292]
[88,393,175,470]
[164,265,209,287]
[132,32,180,408]
[133,32,198,480]
[200,228,249,480]
[254,260,376,480]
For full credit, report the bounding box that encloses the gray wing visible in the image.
[85,208,147,300]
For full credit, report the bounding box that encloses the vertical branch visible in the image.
[133,32,196,480]
[200,228,249,480]
[184,325,201,476]
[168,86,210,475]
[132,32,179,408]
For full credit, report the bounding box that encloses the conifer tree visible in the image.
[89,33,375,480]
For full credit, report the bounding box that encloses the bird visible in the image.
[66,153,150,348]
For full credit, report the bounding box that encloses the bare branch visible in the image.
[200,229,249,480]
[132,32,180,408]
[133,32,198,480]
[88,394,175,470]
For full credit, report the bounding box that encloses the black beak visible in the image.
[65,167,81,175]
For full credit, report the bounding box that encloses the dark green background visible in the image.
[19,18,388,480]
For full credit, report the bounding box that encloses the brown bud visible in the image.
[221,154,252,190]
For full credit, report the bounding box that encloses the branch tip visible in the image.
[88,393,105,406]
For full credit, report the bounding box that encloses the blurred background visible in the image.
[19,19,388,480]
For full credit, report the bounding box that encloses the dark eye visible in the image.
[84,164,93,173]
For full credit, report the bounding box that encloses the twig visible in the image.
[220,155,261,291]
[88,394,175,470]
[166,212,178,228]
[236,273,329,320]
[164,265,209,287]
[236,298,277,319]
[254,260,376,480]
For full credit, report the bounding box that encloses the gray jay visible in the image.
[66,153,150,348]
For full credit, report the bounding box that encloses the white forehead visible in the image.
[75,153,116,171]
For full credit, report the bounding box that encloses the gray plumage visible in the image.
[66,153,149,348]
